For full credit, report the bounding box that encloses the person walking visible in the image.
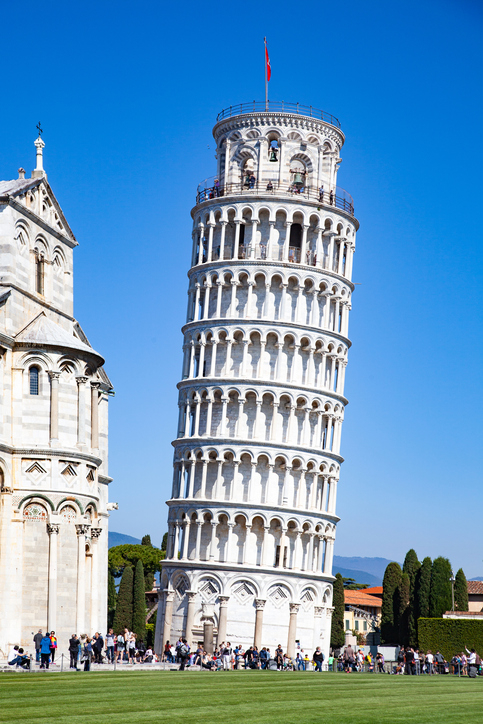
[49,631,58,663]
[116,632,125,663]
[93,632,104,664]
[177,638,190,670]
[313,647,324,672]
[222,642,232,670]
[39,633,52,669]
[275,644,284,670]
[68,634,80,670]
[33,630,43,663]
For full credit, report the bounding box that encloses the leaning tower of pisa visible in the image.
[156,101,358,660]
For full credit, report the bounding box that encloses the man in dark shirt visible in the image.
[69,634,80,670]
[33,630,43,663]
[405,647,415,675]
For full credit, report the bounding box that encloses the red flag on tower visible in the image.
[265,38,271,81]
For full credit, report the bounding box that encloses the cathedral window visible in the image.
[29,367,39,395]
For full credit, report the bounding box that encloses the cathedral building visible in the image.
[0,137,113,656]
[156,101,358,659]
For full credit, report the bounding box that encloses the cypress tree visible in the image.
[113,565,133,633]
[429,557,452,618]
[330,573,345,649]
[403,549,420,647]
[454,569,468,611]
[161,532,168,552]
[381,562,402,644]
[398,572,410,646]
[107,571,117,628]
[415,556,432,620]
[141,534,152,547]
[132,559,146,642]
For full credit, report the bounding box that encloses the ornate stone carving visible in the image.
[75,524,90,536]
[90,527,102,539]
[314,606,324,617]
[289,603,300,614]
[255,598,266,610]
[47,523,60,535]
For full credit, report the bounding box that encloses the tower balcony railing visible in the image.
[206,243,340,272]
[196,179,354,217]
[216,101,341,129]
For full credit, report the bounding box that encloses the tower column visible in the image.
[217,596,230,645]
[90,528,102,632]
[185,591,197,647]
[162,590,175,650]
[76,376,88,448]
[91,382,100,450]
[287,603,300,659]
[47,523,60,631]
[254,599,266,649]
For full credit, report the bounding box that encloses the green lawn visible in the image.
[0,671,482,723]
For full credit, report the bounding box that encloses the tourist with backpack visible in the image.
[177,638,190,670]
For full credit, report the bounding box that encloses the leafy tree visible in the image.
[454,569,468,612]
[340,577,369,590]
[113,565,133,633]
[381,562,402,644]
[161,532,168,552]
[107,571,117,628]
[132,559,146,642]
[397,572,410,646]
[108,543,164,592]
[415,557,432,621]
[403,549,420,646]
[141,534,153,547]
[430,557,452,618]
[331,573,345,649]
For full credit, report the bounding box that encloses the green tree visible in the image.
[331,573,345,649]
[454,569,468,612]
[415,556,432,620]
[429,557,452,618]
[107,570,117,628]
[341,577,369,590]
[109,543,164,592]
[132,559,146,642]
[141,534,153,547]
[403,549,420,647]
[381,562,402,644]
[397,572,410,646]
[161,532,168,552]
[113,565,133,633]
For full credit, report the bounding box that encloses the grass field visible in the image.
[0,671,482,723]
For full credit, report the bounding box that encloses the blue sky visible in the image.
[1,0,482,575]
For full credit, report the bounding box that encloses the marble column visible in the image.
[201,603,215,654]
[48,372,60,444]
[90,382,100,450]
[287,603,300,659]
[76,376,88,449]
[162,590,175,651]
[217,596,230,646]
[185,591,197,648]
[254,599,266,649]
[90,528,102,632]
[47,523,60,631]
[75,524,89,635]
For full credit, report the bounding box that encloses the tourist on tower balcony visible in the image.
[319,185,324,202]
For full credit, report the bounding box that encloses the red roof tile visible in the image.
[344,590,382,608]
[468,581,483,595]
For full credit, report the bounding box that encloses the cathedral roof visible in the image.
[14,311,105,366]
[0,176,76,243]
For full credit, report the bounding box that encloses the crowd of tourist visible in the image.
[6,632,482,678]
[164,639,327,671]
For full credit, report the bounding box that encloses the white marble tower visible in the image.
[157,102,358,660]
[0,137,114,656]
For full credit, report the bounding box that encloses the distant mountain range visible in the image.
[108,532,395,585]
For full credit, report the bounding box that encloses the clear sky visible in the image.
[1,0,482,575]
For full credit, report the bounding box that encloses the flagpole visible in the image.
[264,37,268,110]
